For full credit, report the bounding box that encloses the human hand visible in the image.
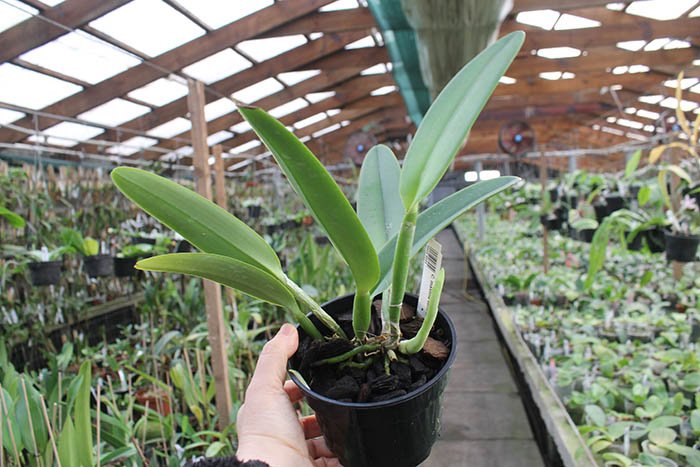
[236,324,340,467]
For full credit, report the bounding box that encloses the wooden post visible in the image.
[540,154,549,274]
[669,163,683,281]
[475,161,485,240]
[213,144,239,326]
[187,80,232,428]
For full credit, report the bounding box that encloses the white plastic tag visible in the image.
[417,239,443,318]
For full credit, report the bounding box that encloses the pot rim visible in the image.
[663,230,700,241]
[28,260,62,267]
[288,292,457,410]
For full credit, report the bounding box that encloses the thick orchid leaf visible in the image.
[137,253,321,339]
[111,167,282,278]
[0,207,25,228]
[238,106,379,292]
[357,145,404,250]
[74,361,94,467]
[373,176,519,293]
[624,149,642,179]
[399,32,525,210]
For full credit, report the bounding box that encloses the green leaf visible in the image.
[357,145,404,250]
[111,167,282,278]
[624,149,642,178]
[584,218,611,289]
[601,452,633,467]
[238,106,378,292]
[585,404,606,427]
[15,379,48,456]
[83,238,100,256]
[58,417,78,467]
[74,361,94,467]
[399,32,525,209]
[690,409,700,433]
[0,207,25,228]
[648,427,677,446]
[648,416,682,430]
[666,164,691,183]
[570,218,598,231]
[374,176,519,294]
[638,185,651,206]
[205,441,227,458]
[137,253,321,339]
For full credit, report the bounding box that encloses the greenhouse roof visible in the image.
[0,0,697,173]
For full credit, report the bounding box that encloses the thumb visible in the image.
[249,323,298,390]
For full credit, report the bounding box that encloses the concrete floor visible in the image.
[423,229,544,467]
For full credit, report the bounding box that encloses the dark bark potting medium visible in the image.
[289,293,456,467]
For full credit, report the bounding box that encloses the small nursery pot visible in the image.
[28,260,62,286]
[289,293,456,467]
[247,205,262,218]
[645,228,666,253]
[113,257,138,277]
[84,254,114,277]
[604,194,625,213]
[664,231,700,262]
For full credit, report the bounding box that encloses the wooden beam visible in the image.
[259,8,376,37]
[511,0,612,13]
[0,0,131,63]
[519,18,700,51]
[187,79,231,429]
[0,0,333,143]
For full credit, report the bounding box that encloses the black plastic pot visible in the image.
[247,205,262,218]
[626,231,644,251]
[113,257,138,277]
[314,235,330,246]
[566,194,578,209]
[130,236,156,245]
[593,203,609,221]
[84,255,114,277]
[289,293,456,467]
[665,232,700,262]
[176,240,192,253]
[605,194,625,213]
[645,228,666,253]
[28,261,62,286]
[540,214,562,231]
[576,228,596,243]
[548,187,559,203]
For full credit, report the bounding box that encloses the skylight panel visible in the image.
[77,98,150,127]
[38,0,64,5]
[628,65,650,73]
[554,14,601,30]
[231,78,284,104]
[626,0,697,21]
[312,123,341,138]
[231,140,261,154]
[659,97,698,112]
[19,31,141,85]
[626,132,647,141]
[639,95,664,104]
[176,0,273,29]
[606,116,617,123]
[89,0,206,57]
[624,107,636,114]
[345,36,375,50]
[361,64,389,75]
[643,38,670,52]
[617,40,646,52]
[237,35,308,62]
[0,108,25,125]
[664,78,699,90]
[309,32,324,40]
[320,0,360,12]
[277,70,321,86]
[616,118,644,129]
[207,130,233,146]
[204,98,236,121]
[540,72,561,80]
[182,49,252,84]
[536,47,581,59]
[371,85,397,96]
[147,117,191,138]
[29,122,104,147]
[664,39,691,50]
[499,76,517,84]
[230,121,252,133]
[644,124,656,132]
[515,9,560,30]
[106,136,158,156]
[305,92,335,103]
[637,109,660,119]
[690,5,700,16]
[127,77,188,106]
[612,66,628,75]
[606,3,625,10]
[0,64,82,109]
[326,109,341,117]
[601,126,624,136]
[294,112,327,130]
[0,0,37,33]
[691,84,700,94]
[269,98,308,118]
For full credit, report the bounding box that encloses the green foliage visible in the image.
[61,228,100,256]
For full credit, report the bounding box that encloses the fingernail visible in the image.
[280,323,295,336]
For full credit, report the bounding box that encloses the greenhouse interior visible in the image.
[1,0,700,466]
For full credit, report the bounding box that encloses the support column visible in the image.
[187,80,232,428]
[568,154,577,173]
[540,154,549,274]
[475,161,485,240]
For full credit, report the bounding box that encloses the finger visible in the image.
[248,324,298,390]
[284,379,305,404]
[301,415,322,439]
[307,437,335,459]
[313,458,341,467]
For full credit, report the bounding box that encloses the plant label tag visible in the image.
[417,239,443,318]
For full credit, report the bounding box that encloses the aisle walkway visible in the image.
[423,229,543,467]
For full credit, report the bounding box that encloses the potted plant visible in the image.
[61,228,114,277]
[111,32,525,466]
[242,197,263,219]
[4,245,66,286]
[114,243,154,277]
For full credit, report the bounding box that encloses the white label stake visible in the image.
[417,239,443,318]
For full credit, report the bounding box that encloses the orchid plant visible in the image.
[111,33,524,357]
